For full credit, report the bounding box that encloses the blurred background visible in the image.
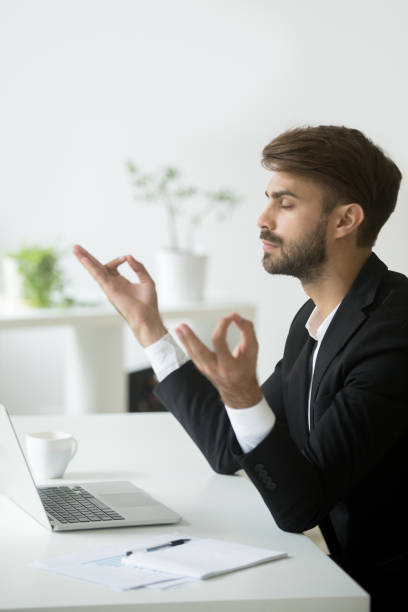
[1,0,407,414]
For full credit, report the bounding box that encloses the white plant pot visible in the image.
[155,249,207,307]
[2,256,24,307]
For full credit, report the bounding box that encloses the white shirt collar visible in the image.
[305,303,340,342]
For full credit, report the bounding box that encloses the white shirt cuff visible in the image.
[144,333,190,382]
[225,398,276,454]
[145,334,276,454]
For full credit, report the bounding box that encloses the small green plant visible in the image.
[126,162,242,252]
[7,245,75,308]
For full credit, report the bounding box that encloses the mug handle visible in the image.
[70,437,78,460]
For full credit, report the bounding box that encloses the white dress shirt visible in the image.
[144,304,340,454]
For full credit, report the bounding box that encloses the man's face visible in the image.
[258,172,329,283]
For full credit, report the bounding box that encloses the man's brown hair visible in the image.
[261,125,402,246]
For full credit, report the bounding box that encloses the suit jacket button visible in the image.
[267,480,277,491]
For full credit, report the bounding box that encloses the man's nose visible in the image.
[257,204,276,230]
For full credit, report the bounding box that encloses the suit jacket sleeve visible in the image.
[154,357,286,475]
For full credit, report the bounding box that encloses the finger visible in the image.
[125,256,155,284]
[231,313,257,341]
[211,314,236,361]
[105,255,127,271]
[175,324,215,367]
[230,313,258,355]
[73,244,104,269]
[76,253,108,287]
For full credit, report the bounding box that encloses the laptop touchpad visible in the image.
[99,493,153,507]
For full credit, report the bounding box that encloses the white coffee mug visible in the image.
[25,431,78,479]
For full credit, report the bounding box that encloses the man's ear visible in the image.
[333,203,365,239]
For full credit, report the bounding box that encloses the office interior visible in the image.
[1,0,407,417]
[0,0,407,598]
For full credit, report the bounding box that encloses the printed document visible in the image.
[32,532,287,591]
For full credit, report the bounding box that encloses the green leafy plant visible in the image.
[126,162,242,252]
[7,245,75,308]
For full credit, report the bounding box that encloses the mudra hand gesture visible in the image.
[174,314,263,408]
[73,244,263,408]
[72,245,167,347]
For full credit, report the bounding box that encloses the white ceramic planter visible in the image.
[2,256,24,307]
[155,249,207,306]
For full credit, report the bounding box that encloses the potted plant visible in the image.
[2,245,74,308]
[126,162,242,306]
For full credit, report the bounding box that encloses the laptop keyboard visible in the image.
[38,485,125,524]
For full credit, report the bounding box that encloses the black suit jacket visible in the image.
[155,253,408,594]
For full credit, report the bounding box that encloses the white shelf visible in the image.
[0,300,257,415]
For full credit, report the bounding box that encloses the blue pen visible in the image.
[125,538,191,556]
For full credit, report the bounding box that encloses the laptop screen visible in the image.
[0,405,51,529]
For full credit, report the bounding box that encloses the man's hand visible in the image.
[175,312,263,409]
[72,245,167,347]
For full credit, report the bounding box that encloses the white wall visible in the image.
[1,0,407,414]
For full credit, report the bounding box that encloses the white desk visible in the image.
[0,301,256,415]
[0,412,369,611]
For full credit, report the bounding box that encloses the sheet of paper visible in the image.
[122,534,288,579]
[31,534,188,591]
[34,557,180,591]
[147,576,198,590]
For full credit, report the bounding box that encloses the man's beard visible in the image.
[261,215,329,283]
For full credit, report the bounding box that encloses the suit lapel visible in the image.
[310,253,388,401]
[311,305,366,401]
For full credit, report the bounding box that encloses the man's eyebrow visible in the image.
[265,189,300,199]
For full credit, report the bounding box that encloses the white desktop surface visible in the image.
[0,412,369,611]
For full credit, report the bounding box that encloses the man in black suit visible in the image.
[74,125,407,611]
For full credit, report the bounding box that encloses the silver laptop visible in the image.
[0,404,181,531]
